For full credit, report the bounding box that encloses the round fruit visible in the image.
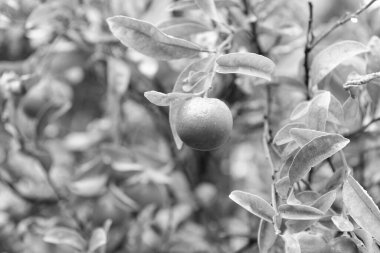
[296,231,328,253]
[175,97,233,151]
[21,87,49,118]
[328,237,359,253]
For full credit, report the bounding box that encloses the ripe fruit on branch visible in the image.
[175,97,233,151]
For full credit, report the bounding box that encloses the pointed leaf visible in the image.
[88,228,107,252]
[215,53,275,80]
[331,216,354,232]
[167,0,239,11]
[343,175,380,242]
[194,0,220,22]
[69,175,108,197]
[286,190,336,233]
[107,16,203,60]
[258,219,277,253]
[288,134,349,185]
[158,18,210,38]
[310,40,368,86]
[229,190,275,222]
[323,167,347,193]
[109,183,139,210]
[144,91,193,106]
[290,101,310,121]
[278,204,325,220]
[307,92,331,131]
[273,123,306,146]
[275,176,291,200]
[329,94,344,124]
[107,57,130,96]
[289,128,329,146]
[343,96,362,132]
[43,227,86,251]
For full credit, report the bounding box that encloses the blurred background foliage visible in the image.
[0,0,379,252]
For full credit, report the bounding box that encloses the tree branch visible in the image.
[343,71,380,89]
[310,0,378,49]
[304,1,314,99]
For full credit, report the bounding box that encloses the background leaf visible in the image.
[107,16,203,60]
[194,0,220,22]
[43,227,86,251]
[88,228,107,252]
[215,53,275,80]
[310,40,368,86]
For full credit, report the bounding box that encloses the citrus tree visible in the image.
[1,0,380,252]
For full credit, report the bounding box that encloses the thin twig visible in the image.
[304,1,313,98]
[343,71,380,89]
[310,0,378,49]
[345,117,380,138]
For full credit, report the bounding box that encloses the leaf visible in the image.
[343,175,380,242]
[229,190,275,223]
[288,134,349,185]
[328,94,344,124]
[294,191,320,205]
[144,91,193,106]
[258,219,277,253]
[290,101,310,121]
[285,191,336,233]
[310,40,368,86]
[43,227,86,251]
[323,167,347,193]
[26,1,73,29]
[167,0,239,11]
[286,190,336,233]
[69,175,108,197]
[355,228,380,253]
[307,92,331,131]
[331,216,354,232]
[109,183,139,210]
[343,96,362,132]
[289,128,329,147]
[159,20,211,38]
[278,204,325,220]
[311,190,336,212]
[215,53,275,80]
[88,228,107,252]
[273,123,306,146]
[194,0,220,22]
[107,16,203,60]
[282,232,301,253]
[275,176,291,200]
[107,57,130,95]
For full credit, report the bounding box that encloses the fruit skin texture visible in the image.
[327,237,359,253]
[175,97,233,151]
